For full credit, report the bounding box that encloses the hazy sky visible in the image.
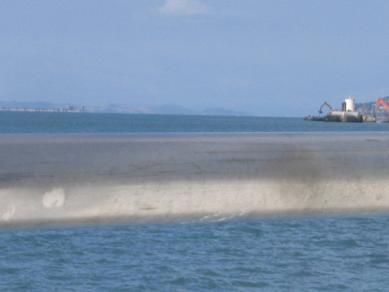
[1,0,389,116]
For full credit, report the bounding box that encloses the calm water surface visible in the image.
[1,112,389,133]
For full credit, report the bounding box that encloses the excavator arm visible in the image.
[318,102,334,114]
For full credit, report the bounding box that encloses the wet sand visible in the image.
[1,133,389,226]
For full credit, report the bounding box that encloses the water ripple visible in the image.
[1,215,389,290]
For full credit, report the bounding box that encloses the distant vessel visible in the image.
[305,96,364,123]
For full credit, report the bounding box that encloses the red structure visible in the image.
[376,98,389,112]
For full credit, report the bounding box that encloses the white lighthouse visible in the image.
[344,96,355,112]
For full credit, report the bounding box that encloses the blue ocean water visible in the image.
[1,215,389,291]
[2,112,389,291]
[1,112,389,133]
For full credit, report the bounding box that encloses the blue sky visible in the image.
[0,0,388,116]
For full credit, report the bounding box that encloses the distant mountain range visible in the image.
[0,101,249,116]
[95,104,248,116]
[0,101,64,109]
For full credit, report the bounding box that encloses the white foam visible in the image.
[42,188,66,208]
[1,205,15,222]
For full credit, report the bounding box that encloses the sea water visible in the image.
[1,111,389,133]
[1,112,389,291]
[2,216,389,291]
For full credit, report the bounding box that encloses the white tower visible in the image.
[344,96,355,112]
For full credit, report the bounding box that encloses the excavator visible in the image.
[318,102,334,114]
[304,101,335,121]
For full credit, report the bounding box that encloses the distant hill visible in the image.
[200,107,247,116]
[86,103,249,116]
[0,100,249,116]
[0,101,61,109]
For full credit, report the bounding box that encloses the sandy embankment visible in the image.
[1,133,389,225]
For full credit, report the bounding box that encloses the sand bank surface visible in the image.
[1,133,389,225]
